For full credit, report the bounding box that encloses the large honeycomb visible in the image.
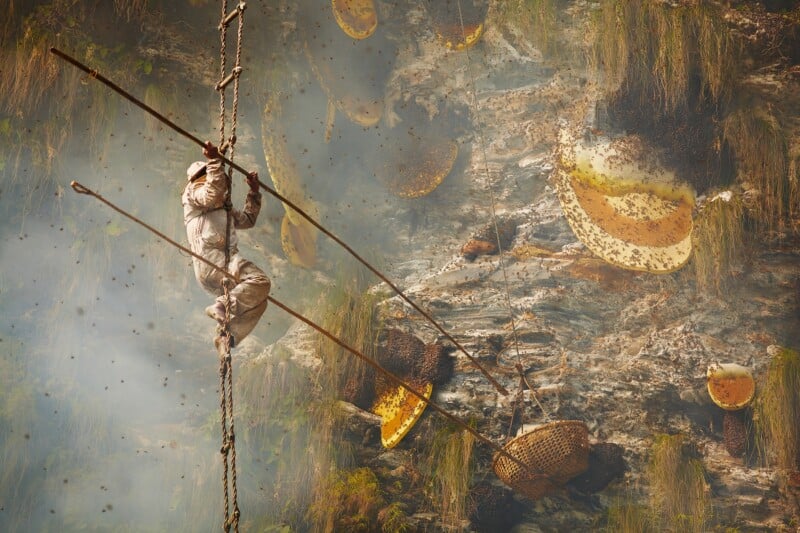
[426,0,488,51]
[555,129,695,273]
[331,0,377,40]
[707,362,756,411]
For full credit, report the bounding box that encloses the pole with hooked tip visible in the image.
[69,180,534,473]
[50,47,508,395]
[70,180,240,284]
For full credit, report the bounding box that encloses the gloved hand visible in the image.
[202,141,221,160]
[246,172,260,193]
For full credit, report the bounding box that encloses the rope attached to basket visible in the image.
[454,0,549,430]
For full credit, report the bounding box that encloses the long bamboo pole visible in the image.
[70,180,533,472]
[50,47,508,396]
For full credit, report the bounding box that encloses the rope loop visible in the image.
[70,181,93,195]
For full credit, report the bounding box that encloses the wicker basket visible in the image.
[492,420,590,500]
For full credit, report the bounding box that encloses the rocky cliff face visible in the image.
[2,0,796,530]
[260,1,800,531]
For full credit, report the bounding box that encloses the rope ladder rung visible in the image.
[48,46,509,395]
[219,2,246,29]
[216,66,242,92]
[67,180,538,479]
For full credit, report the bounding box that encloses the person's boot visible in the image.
[205,302,227,323]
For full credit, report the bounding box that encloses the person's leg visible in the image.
[225,258,270,344]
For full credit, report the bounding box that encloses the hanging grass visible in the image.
[143,83,176,137]
[0,0,194,217]
[589,0,629,95]
[754,347,800,477]
[0,1,143,205]
[235,352,330,530]
[113,0,148,22]
[603,497,653,533]
[0,37,74,204]
[649,2,689,113]
[85,81,123,161]
[0,0,16,47]
[1,34,60,115]
[493,0,562,59]
[590,1,738,113]
[590,2,686,112]
[232,270,386,530]
[694,4,739,106]
[691,191,746,294]
[306,399,356,529]
[315,272,383,407]
[425,424,475,531]
[789,150,800,227]
[723,104,790,235]
[648,434,710,533]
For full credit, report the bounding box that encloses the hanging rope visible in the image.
[454,0,549,424]
[48,46,509,396]
[215,2,246,531]
[68,179,548,477]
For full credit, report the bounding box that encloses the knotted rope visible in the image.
[48,45,510,397]
[70,176,544,470]
[216,1,246,530]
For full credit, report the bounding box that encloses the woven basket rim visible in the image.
[491,419,590,500]
[491,419,589,471]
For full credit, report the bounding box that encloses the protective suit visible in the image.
[182,157,270,347]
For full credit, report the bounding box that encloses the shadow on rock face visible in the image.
[461,216,518,261]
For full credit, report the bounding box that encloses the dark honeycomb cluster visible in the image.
[461,216,518,260]
[376,329,425,377]
[378,329,454,385]
[566,442,626,494]
[420,342,454,386]
[340,329,454,410]
[723,410,750,458]
[468,481,525,532]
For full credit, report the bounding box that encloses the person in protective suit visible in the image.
[182,141,271,354]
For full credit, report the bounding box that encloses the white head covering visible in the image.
[186,161,207,181]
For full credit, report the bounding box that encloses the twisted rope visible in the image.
[219,0,227,150]
[454,0,549,427]
[69,179,541,477]
[218,351,231,531]
[216,1,246,530]
[48,46,509,396]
